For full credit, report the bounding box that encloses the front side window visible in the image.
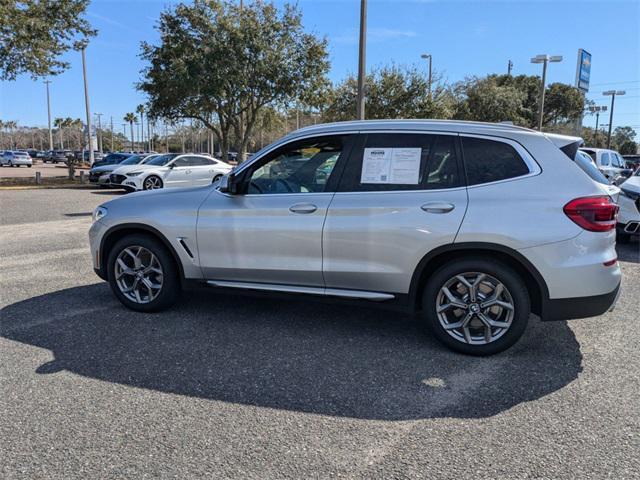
[246,136,346,194]
[600,152,610,166]
[461,137,530,186]
[172,157,190,168]
[338,133,461,192]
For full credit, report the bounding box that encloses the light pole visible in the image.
[588,106,607,147]
[420,54,432,98]
[530,54,562,131]
[603,90,625,149]
[95,113,103,152]
[110,116,114,152]
[44,80,53,150]
[356,0,367,120]
[507,59,513,76]
[81,47,94,165]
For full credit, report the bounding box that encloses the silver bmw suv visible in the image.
[89,120,621,355]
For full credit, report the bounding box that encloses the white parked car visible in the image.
[617,168,640,241]
[109,153,232,191]
[580,148,629,180]
[1,150,32,167]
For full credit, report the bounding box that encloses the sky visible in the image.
[1,0,639,134]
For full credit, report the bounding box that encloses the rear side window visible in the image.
[338,133,461,192]
[461,137,530,186]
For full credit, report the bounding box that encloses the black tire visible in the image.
[421,257,530,356]
[212,174,223,184]
[143,175,163,190]
[106,234,180,312]
[28,164,32,168]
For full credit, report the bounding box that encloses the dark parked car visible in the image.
[44,150,73,163]
[88,153,132,182]
[623,155,640,171]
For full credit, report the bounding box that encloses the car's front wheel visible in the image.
[107,234,180,312]
[143,175,163,190]
[422,258,530,355]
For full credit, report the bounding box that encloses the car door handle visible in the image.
[421,202,455,214]
[289,203,317,214]
[185,169,192,174]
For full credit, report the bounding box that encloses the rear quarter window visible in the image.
[461,137,530,186]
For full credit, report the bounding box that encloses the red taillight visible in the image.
[563,196,619,232]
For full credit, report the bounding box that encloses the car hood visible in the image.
[90,164,118,174]
[619,176,640,193]
[110,164,163,175]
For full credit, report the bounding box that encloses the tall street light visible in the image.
[420,54,432,98]
[588,105,607,147]
[530,54,562,131]
[81,47,94,165]
[356,0,367,120]
[95,113,103,153]
[44,80,53,150]
[603,90,625,148]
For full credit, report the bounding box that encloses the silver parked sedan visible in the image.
[1,150,32,167]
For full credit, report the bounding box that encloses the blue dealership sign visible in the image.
[575,49,591,92]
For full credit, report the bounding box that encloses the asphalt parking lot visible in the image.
[1,188,639,479]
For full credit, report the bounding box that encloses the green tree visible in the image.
[542,83,585,127]
[53,118,65,149]
[612,126,636,149]
[452,76,525,124]
[618,140,638,155]
[124,113,137,151]
[139,0,329,161]
[324,65,455,122]
[0,0,96,80]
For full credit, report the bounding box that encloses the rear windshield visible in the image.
[575,151,609,185]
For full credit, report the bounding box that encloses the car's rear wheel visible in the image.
[8,161,13,167]
[212,174,223,184]
[143,175,163,190]
[107,234,180,312]
[422,258,530,355]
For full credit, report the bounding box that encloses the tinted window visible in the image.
[600,152,610,166]
[172,157,190,167]
[246,136,346,194]
[461,137,530,186]
[189,156,214,166]
[575,151,609,185]
[339,133,461,192]
[146,154,177,166]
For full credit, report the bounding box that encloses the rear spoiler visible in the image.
[545,132,584,160]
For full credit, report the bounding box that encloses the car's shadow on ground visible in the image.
[1,284,583,420]
[89,189,127,196]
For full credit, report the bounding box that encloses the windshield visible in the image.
[575,151,610,185]
[120,155,145,165]
[145,153,177,166]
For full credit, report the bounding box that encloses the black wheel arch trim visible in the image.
[408,242,551,317]
[98,223,186,284]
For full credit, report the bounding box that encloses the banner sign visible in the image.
[575,49,591,92]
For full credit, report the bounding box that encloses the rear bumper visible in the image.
[542,282,621,321]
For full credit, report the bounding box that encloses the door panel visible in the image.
[323,189,467,294]
[197,191,333,286]
[164,166,190,187]
[322,132,468,295]
[196,134,354,287]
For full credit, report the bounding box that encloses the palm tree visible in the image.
[136,104,145,150]
[53,118,65,149]
[124,113,137,152]
[5,120,18,149]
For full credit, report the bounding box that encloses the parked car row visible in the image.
[88,152,232,191]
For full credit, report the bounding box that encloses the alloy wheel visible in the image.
[436,272,515,345]
[144,176,162,190]
[114,246,164,304]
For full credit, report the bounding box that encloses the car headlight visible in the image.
[620,188,640,201]
[127,171,143,177]
[92,206,108,223]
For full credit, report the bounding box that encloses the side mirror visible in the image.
[218,172,238,194]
